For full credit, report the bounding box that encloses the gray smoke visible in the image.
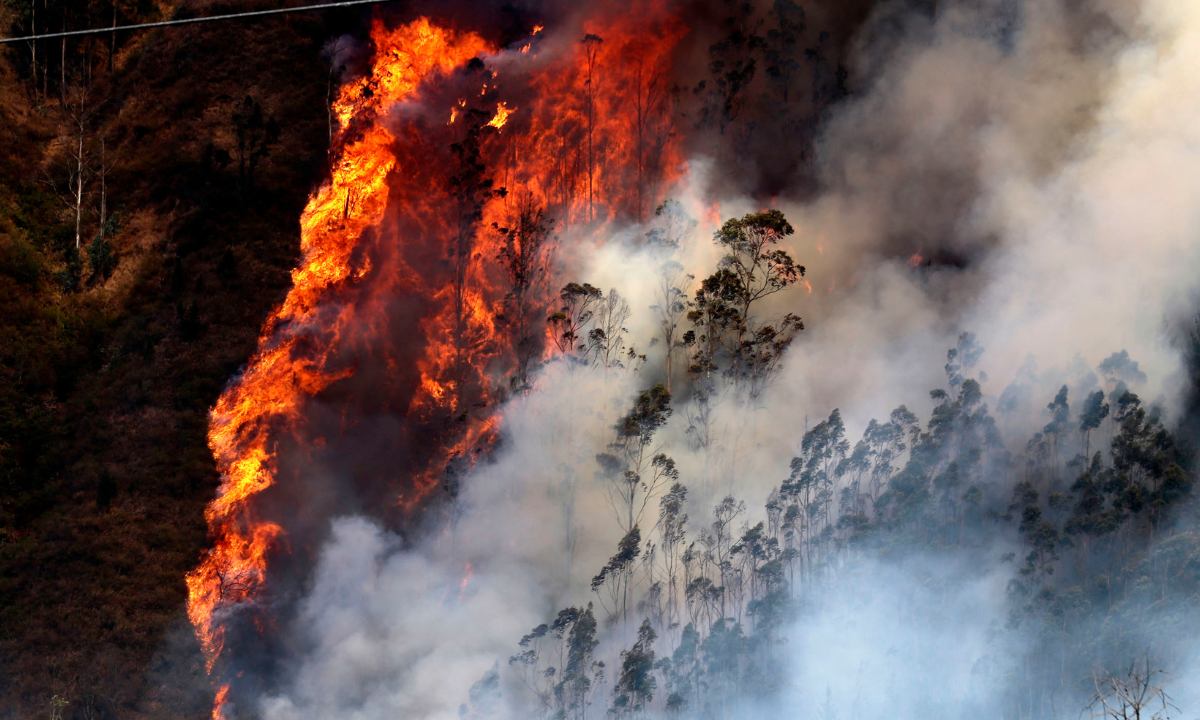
[254,0,1200,718]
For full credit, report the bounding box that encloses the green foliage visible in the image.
[55,243,82,292]
[613,620,658,715]
[1098,350,1148,386]
[549,282,604,356]
[686,209,804,398]
[619,384,673,448]
[87,213,120,282]
[510,604,603,720]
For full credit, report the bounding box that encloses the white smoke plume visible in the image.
[254,0,1200,717]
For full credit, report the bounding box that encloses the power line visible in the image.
[0,0,396,45]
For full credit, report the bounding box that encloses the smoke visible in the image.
[215,0,1200,717]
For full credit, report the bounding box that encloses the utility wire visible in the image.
[0,0,395,44]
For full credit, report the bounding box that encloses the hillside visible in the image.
[0,2,345,716]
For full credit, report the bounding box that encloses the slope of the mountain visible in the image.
[0,2,348,715]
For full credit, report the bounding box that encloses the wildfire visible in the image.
[459,562,474,599]
[211,684,230,720]
[704,202,721,227]
[187,1,688,712]
[907,252,924,267]
[488,102,514,129]
[186,14,491,699]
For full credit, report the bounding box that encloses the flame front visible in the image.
[187,2,686,711]
[185,14,490,693]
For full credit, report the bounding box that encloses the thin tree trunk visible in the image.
[109,0,116,73]
[99,138,106,228]
[75,130,84,248]
[30,0,37,98]
[42,0,47,98]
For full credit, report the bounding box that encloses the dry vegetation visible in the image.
[0,1,345,715]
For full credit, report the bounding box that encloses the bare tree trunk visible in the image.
[42,0,47,98]
[110,0,116,74]
[74,130,84,248]
[99,137,107,228]
[30,0,37,99]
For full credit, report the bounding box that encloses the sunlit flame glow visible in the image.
[459,562,474,599]
[704,203,721,227]
[488,102,514,129]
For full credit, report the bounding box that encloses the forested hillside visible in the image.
[1,0,1199,719]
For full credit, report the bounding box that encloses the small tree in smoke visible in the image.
[1085,656,1178,720]
[711,209,803,350]
[653,482,689,645]
[686,209,805,404]
[597,384,675,534]
[1044,385,1070,479]
[612,619,658,717]
[592,527,642,626]
[647,199,697,393]
[549,282,604,358]
[459,664,501,720]
[511,605,605,719]
[785,409,848,569]
[944,331,984,389]
[589,289,635,373]
[1079,389,1110,461]
[1098,350,1148,388]
[495,201,556,395]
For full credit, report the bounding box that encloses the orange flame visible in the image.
[186,14,491,692]
[459,562,474,599]
[211,684,230,720]
[188,2,687,711]
[488,102,514,129]
[907,252,924,267]
[704,202,721,227]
